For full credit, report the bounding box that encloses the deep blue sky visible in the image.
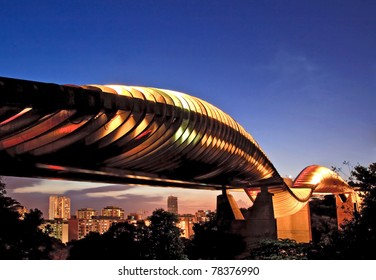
[1,1,375,215]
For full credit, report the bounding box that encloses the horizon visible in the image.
[2,175,252,217]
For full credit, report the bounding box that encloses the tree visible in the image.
[309,195,338,245]
[68,221,143,260]
[68,209,187,260]
[187,211,245,259]
[247,239,311,260]
[141,208,187,260]
[0,177,59,259]
[319,163,376,259]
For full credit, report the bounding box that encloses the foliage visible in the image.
[69,223,135,259]
[309,195,338,245]
[318,163,376,259]
[187,211,245,259]
[248,239,311,260]
[141,208,187,259]
[244,163,376,260]
[68,208,187,260]
[68,221,148,259]
[0,177,60,259]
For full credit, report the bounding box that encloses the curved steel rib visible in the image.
[0,77,357,218]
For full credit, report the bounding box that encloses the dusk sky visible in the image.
[0,1,375,217]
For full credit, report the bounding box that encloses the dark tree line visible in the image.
[68,208,187,260]
[187,211,245,259]
[0,177,62,259]
[0,174,244,260]
[1,162,375,259]
[68,208,245,260]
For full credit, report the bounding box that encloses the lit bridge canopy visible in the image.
[1,77,357,219]
[0,76,283,190]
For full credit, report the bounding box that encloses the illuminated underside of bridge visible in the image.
[0,76,357,219]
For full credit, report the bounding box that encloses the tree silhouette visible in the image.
[247,239,311,260]
[141,208,187,259]
[68,222,143,259]
[188,211,245,259]
[0,177,59,259]
[68,209,187,259]
[319,163,376,259]
[309,195,338,245]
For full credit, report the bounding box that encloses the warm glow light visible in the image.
[0,107,32,125]
[311,173,322,185]
[0,79,357,221]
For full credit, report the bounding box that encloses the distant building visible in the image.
[49,195,71,220]
[68,216,79,241]
[167,196,178,214]
[67,206,126,241]
[42,219,69,243]
[68,215,124,241]
[178,214,196,238]
[94,216,121,234]
[77,208,98,219]
[195,209,212,223]
[69,216,95,241]
[127,212,143,221]
[101,206,125,219]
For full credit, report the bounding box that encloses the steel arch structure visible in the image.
[0,76,282,189]
[245,165,358,218]
[0,76,357,218]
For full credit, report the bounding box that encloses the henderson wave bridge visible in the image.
[0,76,359,246]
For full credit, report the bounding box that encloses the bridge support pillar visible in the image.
[276,203,312,242]
[241,187,277,246]
[216,187,244,226]
[217,186,277,258]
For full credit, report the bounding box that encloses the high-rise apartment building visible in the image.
[101,206,125,219]
[195,210,212,223]
[42,219,69,243]
[49,195,71,220]
[77,208,98,219]
[167,195,178,214]
[68,206,126,241]
[178,214,196,238]
[68,216,79,241]
[68,215,123,241]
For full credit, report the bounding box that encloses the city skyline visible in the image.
[43,196,213,243]
[0,1,375,216]
[3,176,243,217]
